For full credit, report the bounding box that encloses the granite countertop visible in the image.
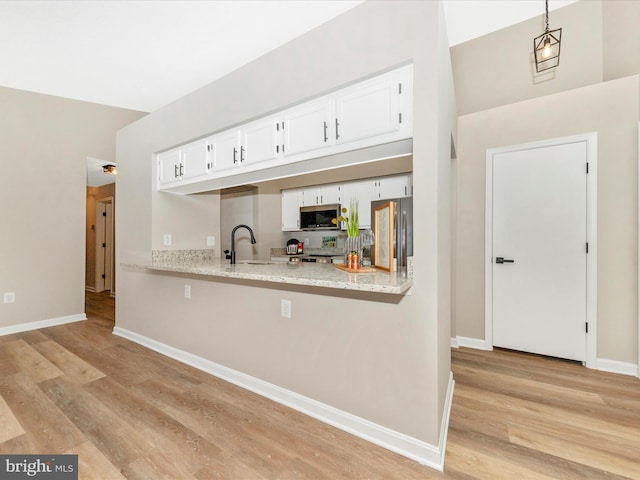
[122,250,413,295]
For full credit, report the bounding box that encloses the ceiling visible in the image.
[1,0,578,114]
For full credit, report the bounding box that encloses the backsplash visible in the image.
[152,249,216,264]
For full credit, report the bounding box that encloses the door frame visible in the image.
[485,133,598,368]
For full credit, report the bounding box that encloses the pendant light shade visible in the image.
[533,0,562,72]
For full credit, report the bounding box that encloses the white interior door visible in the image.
[104,202,113,293]
[491,141,588,361]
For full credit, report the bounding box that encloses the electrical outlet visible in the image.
[4,292,15,304]
[207,236,215,247]
[163,234,172,246]
[281,299,291,318]
[184,285,191,299]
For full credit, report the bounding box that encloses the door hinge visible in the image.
[586,242,589,254]
[586,162,589,174]
[585,322,589,333]
[399,112,402,124]
[398,82,402,94]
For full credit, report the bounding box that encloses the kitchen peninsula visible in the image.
[116,0,453,472]
[124,250,413,295]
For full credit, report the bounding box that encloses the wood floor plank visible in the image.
[38,375,151,471]
[68,441,128,480]
[2,339,64,383]
[33,340,106,384]
[455,383,640,444]
[508,424,640,479]
[0,372,85,453]
[0,392,24,443]
[84,376,223,477]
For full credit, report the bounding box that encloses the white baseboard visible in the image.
[455,336,492,351]
[113,326,451,470]
[452,336,638,378]
[595,358,638,377]
[0,313,86,336]
[85,286,96,293]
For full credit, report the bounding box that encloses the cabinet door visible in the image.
[334,72,402,145]
[321,184,341,205]
[375,175,411,199]
[300,186,321,206]
[281,189,302,231]
[180,139,211,181]
[283,98,333,157]
[157,148,182,186]
[242,116,280,166]
[341,179,374,230]
[301,184,341,206]
[212,129,241,172]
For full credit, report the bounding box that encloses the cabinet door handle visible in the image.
[241,146,245,162]
[335,118,340,140]
[174,164,179,178]
[179,164,184,176]
[323,121,328,142]
[233,147,237,164]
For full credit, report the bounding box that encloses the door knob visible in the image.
[496,257,515,264]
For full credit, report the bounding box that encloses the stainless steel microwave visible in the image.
[299,204,341,230]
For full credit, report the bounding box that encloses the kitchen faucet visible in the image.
[228,224,257,264]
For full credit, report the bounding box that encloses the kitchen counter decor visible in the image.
[336,199,363,269]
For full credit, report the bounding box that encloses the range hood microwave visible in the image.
[300,204,341,230]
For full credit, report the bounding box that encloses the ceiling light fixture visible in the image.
[102,164,117,175]
[533,0,562,72]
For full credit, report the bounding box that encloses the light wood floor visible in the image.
[0,291,638,479]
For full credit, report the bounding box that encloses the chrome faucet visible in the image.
[229,224,257,264]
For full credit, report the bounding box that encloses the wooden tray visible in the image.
[335,264,377,274]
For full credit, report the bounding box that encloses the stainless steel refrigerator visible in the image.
[371,197,413,271]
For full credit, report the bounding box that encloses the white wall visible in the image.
[117,0,454,463]
[451,0,640,367]
[455,76,640,364]
[0,87,144,330]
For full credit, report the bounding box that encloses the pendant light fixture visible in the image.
[533,0,562,72]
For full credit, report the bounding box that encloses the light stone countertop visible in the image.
[123,251,413,295]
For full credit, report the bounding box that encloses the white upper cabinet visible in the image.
[211,129,241,172]
[300,184,341,206]
[283,97,334,158]
[334,66,412,146]
[281,189,302,231]
[158,65,413,194]
[157,142,212,188]
[341,179,375,229]
[210,116,280,173]
[374,174,412,199]
[242,116,280,166]
[180,139,211,181]
[157,148,183,187]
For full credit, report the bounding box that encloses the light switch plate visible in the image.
[4,292,15,304]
